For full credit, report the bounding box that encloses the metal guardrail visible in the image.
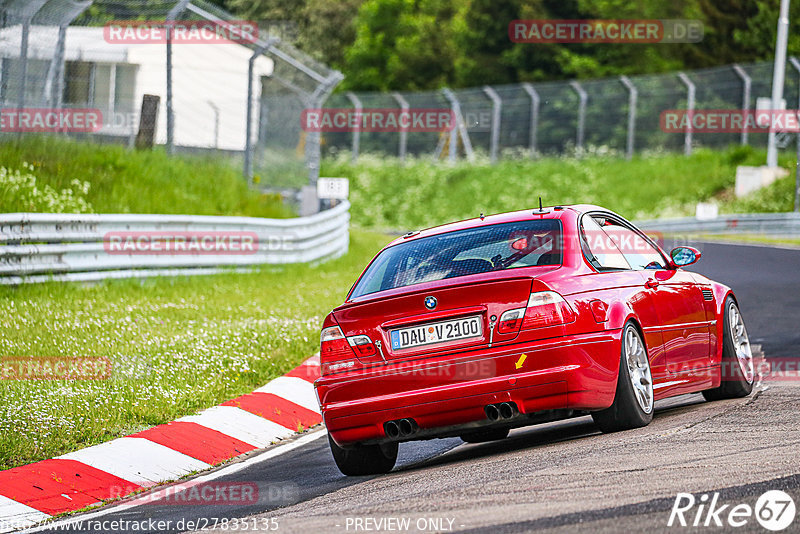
[0,201,350,285]
[636,212,800,237]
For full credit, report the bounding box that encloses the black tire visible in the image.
[592,322,654,433]
[460,427,510,443]
[328,434,398,476]
[702,297,754,401]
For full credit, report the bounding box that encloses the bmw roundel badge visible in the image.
[424,296,437,310]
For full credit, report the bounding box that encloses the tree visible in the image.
[303,0,363,70]
[222,0,799,91]
[342,0,457,91]
[451,0,521,87]
[728,0,800,62]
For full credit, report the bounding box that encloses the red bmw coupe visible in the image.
[315,205,754,475]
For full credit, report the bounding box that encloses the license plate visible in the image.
[390,315,482,351]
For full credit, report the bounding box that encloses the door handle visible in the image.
[645,279,659,289]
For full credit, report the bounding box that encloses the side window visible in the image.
[598,219,666,270]
[580,215,630,270]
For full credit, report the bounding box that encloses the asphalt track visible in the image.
[30,241,800,534]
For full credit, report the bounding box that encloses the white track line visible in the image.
[23,429,327,533]
[254,376,320,413]
[0,497,50,534]
[177,405,295,446]
[57,437,210,487]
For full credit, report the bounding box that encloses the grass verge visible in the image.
[0,229,391,470]
[321,146,796,231]
[0,136,292,218]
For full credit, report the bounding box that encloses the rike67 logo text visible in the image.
[669,490,796,531]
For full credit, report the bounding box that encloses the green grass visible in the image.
[0,136,292,218]
[0,229,392,470]
[722,172,799,214]
[321,145,796,231]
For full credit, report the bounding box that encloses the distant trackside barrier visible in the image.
[636,212,800,238]
[0,201,349,285]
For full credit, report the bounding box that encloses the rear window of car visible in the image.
[351,219,562,298]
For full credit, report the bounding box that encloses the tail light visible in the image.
[521,291,575,329]
[320,326,351,360]
[347,335,377,357]
[497,307,525,334]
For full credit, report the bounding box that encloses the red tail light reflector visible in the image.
[347,335,377,357]
[522,291,575,329]
[498,307,526,334]
[320,326,351,359]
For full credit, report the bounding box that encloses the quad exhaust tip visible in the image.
[384,420,400,439]
[485,402,518,421]
[384,418,418,439]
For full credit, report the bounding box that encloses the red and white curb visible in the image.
[0,356,321,533]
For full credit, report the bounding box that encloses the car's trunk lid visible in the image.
[333,274,535,363]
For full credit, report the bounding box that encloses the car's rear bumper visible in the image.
[316,329,622,446]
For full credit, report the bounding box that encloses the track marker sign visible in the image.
[317,178,349,200]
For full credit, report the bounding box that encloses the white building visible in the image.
[0,25,274,151]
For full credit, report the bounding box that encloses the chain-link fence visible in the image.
[1,0,799,192]
[0,0,342,190]
[321,61,800,162]
[0,0,92,116]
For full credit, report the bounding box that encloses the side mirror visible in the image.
[670,246,701,267]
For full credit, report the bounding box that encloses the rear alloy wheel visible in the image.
[702,297,754,401]
[460,427,510,443]
[328,434,398,476]
[592,322,654,433]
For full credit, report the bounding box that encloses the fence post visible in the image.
[306,71,344,185]
[440,89,474,162]
[10,0,47,122]
[47,1,92,119]
[482,86,502,164]
[569,81,587,153]
[51,25,67,109]
[345,92,362,163]
[678,72,695,156]
[392,92,409,163]
[768,0,791,168]
[165,0,191,155]
[442,88,459,162]
[619,76,637,160]
[208,101,220,149]
[789,57,800,212]
[731,65,751,146]
[18,19,28,116]
[244,37,278,182]
[521,83,539,158]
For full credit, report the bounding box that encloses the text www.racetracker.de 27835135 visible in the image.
[2,517,279,532]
